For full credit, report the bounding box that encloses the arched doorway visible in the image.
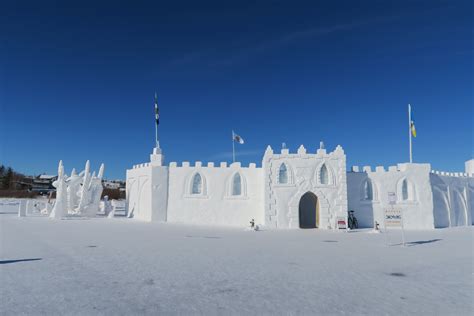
[299,192,319,228]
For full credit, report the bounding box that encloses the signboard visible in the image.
[384,195,406,246]
[388,192,397,205]
[336,217,346,229]
[384,209,402,227]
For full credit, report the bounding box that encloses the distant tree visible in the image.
[0,166,5,189]
[2,167,13,189]
[102,188,125,200]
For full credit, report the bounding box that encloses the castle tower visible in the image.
[466,159,474,176]
[263,144,348,229]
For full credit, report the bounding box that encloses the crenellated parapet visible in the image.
[132,161,259,170]
[350,163,473,178]
[132,162,151,169]
[350,163,432,174]
[167,161,258,169]
[350,165,395,173]
[263,144,345,162]
[430,170,472,178]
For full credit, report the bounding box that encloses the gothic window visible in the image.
[402,179,408,201]
[320,164,329,185]
[279,163,288,184]
[363,179,373,200]
[232,173,242,196]
[398,177,415,202]
[191,173,202,195]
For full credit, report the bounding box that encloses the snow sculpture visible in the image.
[50,160,67,219]
[77,161,91,215]
[88,164,105,216]
[67,168,82,212]
[102,196,114,218]
[49,160,105,219]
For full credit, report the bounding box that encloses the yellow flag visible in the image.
[410,107,417,137]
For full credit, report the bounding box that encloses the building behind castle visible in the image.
[126,143,473,229]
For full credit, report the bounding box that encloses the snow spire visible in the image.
[98,163,105,179]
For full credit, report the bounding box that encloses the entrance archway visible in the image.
[299,192,319,228]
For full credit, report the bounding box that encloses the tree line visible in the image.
[0,165,24,190]
[0,165,38,198]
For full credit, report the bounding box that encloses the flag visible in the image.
[410,105,416,138]
[154,92,159,125]
[232,131,244,144]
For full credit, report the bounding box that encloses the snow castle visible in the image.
[126,143,473,229]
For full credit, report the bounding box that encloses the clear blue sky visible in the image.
[1,0,472,179]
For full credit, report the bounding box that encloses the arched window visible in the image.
[279,163,288,184]
[320,164,329,185]
[402,179,408,201]
[232,173,242,196]
[364,179,373,200]
[191,173,202,195]
[397,177,416,202]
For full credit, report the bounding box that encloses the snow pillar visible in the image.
[18,199,27,217]
[466,159,474,176]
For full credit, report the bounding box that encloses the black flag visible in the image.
[154,92,159,125]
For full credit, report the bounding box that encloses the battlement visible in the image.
[168,161,259,169]
[350,165,395,173]
[349,163,432,174]
[132,162,151,169]
[263,144,345,159]
[132,161,259,169]
[430,170,472,178]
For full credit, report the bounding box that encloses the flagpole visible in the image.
[155,92,160,149]
[408,104,412,163]
[232,130,235,163]
[155,120,159,149]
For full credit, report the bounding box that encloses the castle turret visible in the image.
[150,147,165,166]
[466,159,474,176]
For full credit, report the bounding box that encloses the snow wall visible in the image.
[166,162,264,227]
[347,163,435,229]
[127,147,472,230]
[127,159,264,227]
[347,163,474,229]
[430,171,473,227]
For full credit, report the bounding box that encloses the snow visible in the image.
[0,199,20,214]
[38,175,56,179]
[1,213,472,315]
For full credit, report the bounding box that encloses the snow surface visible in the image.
[1,213,473,315]
[0,199,21,214]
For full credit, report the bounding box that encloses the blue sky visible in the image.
[1,0,472,179]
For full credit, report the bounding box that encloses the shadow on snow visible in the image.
[0,258,42,265]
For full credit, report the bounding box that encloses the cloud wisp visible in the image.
[169,14,404,68]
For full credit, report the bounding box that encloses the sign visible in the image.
[383,208,406,247]
[336,217,346,229]
[384,209,402,227]
[388,192,397,205]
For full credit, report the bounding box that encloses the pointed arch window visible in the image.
[320,164,329,185]
[232,173,242,196]
[402,179,409,201]
[191,173,203,195]
[279,163,288,184]
[397,177,416,202]
[364,179,373,200]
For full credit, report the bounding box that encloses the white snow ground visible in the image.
[1,213,472,315]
